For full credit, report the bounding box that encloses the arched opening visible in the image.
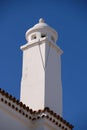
[31,34,36,40]
[41,34,46,38]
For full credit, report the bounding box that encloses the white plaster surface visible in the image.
[20,19,63,116]
[20,43,45,110]
[45,43,62,115]
[20,41,62,115]
[0,99,31,130]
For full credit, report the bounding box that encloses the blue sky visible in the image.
[0,0,87,130]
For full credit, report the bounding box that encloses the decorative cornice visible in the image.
[0,88,74,129]
[20,38,63,55]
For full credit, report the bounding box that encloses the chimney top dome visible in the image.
[33,18,48,29]
[26,18,58,42]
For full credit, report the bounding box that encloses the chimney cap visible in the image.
[26,18,58,41]
[39,18,45,23]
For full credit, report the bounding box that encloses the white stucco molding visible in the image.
[20,38,63,55]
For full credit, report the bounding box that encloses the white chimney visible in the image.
[20,18,63,116]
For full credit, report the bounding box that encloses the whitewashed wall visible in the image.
[0,101,30,130]
[20,43,45,110]
[20,39,62,116]
[45,43,62,116]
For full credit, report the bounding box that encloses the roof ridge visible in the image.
[0,88,74,129]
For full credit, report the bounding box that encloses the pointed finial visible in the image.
[39,18,45,23]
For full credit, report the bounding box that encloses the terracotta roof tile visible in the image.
[0,88,74,129]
